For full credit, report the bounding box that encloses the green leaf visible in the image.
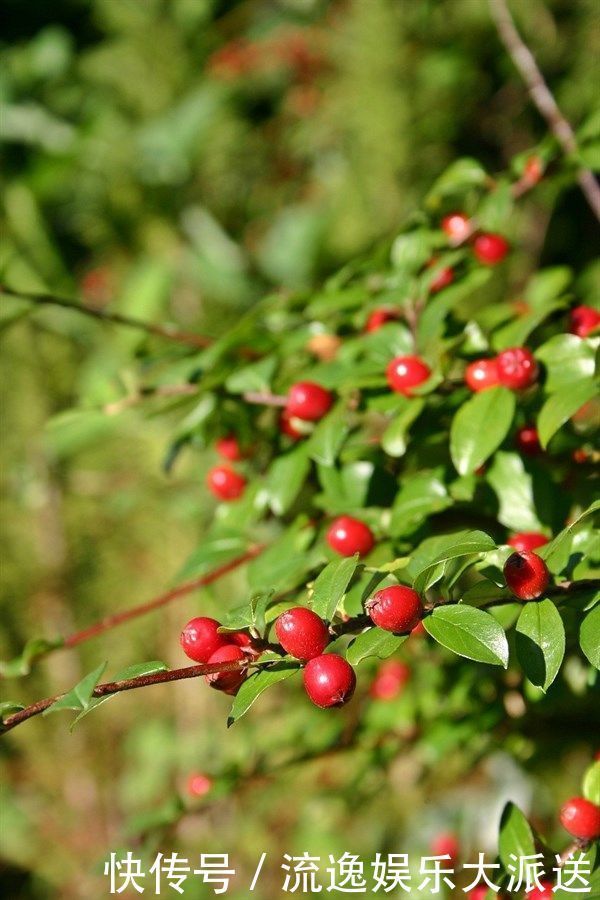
[247,518,315,594]
[346,628,408,666]
[0,636,65,678]
[492,300,566,352]
[536,334,596,392]
[515,599,565,691]
[498,802,536,871]
[413,530,496,594]
[225,356,277,393]
[525,267,572,309]
[389,471,452,536]
[176,532,248,581]
[537,378,598,448]
[311,556,360,622]
[266,444,311,516]
[307,402,350,467]
[423,605,509,667]
[381,399,425,457]
[539,499,600,572]
[450,386,515,475]
[580,606,600,669]
[71,661,169,727]
[390,230,435,273]
[583,761,600,805]
[486,452,544,532]
[227,662,299,726]
[0,701,25,723]
[426,157,488,204]
[43,662,108,717]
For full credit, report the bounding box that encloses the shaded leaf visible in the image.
[228,663,299,725]
[515,599,565,690]
[413,530,496,594]
[423,605,508,667]
[311,556,360,622]
[381,398,425,457]
[266,444,311,516]
[307,402,350,467]
[580,606,600,669]
[346,628,408,666]
[537,378,598,448]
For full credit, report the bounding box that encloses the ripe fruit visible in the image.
[468,888,496,900]
[559,796,600,841]
[365,308,400,333]
[441,212,471,243]
[516,425,542,456]
[286,381,333,421]
[205,645,248,694]
[507,532,549,552]
[569,305,600,338]
[366,585,423,633]
[181,617,230,663]
[503,551,550,600]
[472,233,510,265]
[275,607,329,661]
[187,773,213,798]
[280,409,305,440]
[430,265,454,293]
[431,832,460,861]
[465,358,501,392]
[386,355,431,395]
[216,434,243,461]
[228,630,258,653]
[327,516,375,557]
[369,660,410,700]
[528,882,554,900]
[206,465,246,501]
[496,347,538,390]
[303,654,356,708]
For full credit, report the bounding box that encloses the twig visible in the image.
[242,391,288,407]
[488,0,600,221]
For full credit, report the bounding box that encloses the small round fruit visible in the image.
[206,465,246,501]
[274,607,329,661]
[496,347,538,390]
[186,773,213,798]
[569,305,600,338]
[528,882,554,900]
[386,355,431,395]
[431,832,460,861]
[303,654,356,708]
[472,233,510,265]
[559,796,600,841]
[465,358,501,392]
[365,308,400,333]
[430,265,454,293]
[286,381,333,421]
[205,645,248,694]
[507,532,549,552]
[366,585,423,633]
[280,409,305,440]
[369,660,410,700]
[516,424,542,456]
[327,516,375,557]
[180,617,230,663]
[503,551,550,601]
[216,434,243,461]
[441,212,471,243]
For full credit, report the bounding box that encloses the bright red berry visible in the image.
[559,796,600,841]
[366,585,423,633]
[569,305,600,338]
[186,773,213,798]
[206,465,246,501]
[369,660,411,700]
[327,516,375,557]
[215,434,244,461]
[303,654,356,708]
[180,617,230,663]
[430,266,454,293]
[516,425,542,456]
[468,888,495,900]
[431,832,460,862]
[507,532,549,552]
[365,308,400,333]
[441,212,471,243]
[465,358,501,392]
[205,645,248,694]
[503,551,550,601]
[527,882,554,900]
[228,630,258,654]
[275,607,329,661]
[496,347,538,390]
[472,233,510,265]
[280,409,305,440]
[386,355,431,395]
[286,381,333,421]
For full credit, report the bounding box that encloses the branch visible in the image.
[488,0,600,221]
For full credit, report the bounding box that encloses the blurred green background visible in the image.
[1,1,599,897]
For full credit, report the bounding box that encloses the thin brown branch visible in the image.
[242,391,288,407]
[488,0,600,221]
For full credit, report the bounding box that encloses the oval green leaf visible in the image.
[450,386,516,475]
[515,599,565,691]
[424,605,509,667]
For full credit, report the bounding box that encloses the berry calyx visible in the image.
[527,882,554,900]
[441,212,471,243]
[569,305,600,338]
[205,645,248,694]
[503,551,550,601]
[507,532,549,552]
[559,796,600,841]
[206,465,246,501]
[430,265,454,293]
[364,308,400,333]
[465,358,501,392]
[286,381,333,421]
[431,832,460,862]
[215,434,244,461]
[327,516,375,557]
[180,617,230,663]
[516,424,542,456]
[386,355,431,395]
[274,607,329,661]
[496,347,538,390]
[472,233,510,265]
[365,585,423,633]
[369,660,410,700]
[303,654,356,708]
[186,773,213,798]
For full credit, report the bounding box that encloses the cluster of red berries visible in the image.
[465,346,538,392]
[180,616,257,695]
[441,212,510,267]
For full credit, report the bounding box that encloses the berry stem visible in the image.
[242,391,288,407]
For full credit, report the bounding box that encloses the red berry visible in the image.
[303,654,356,708]
[430,266,454,293]
[496,347,538,390]
[180,617,230,663]
[411,620,427,637]
[528,882,554,900]
[286,381,333,421]
[275,607,329,661]
[465,358,501,392]
[569,305,600,338]
[280,409,305,440]
[228,630,258,654]
[468,888,494,900]
[503,551,550,600]
[507,532,549,552]
[472,233,510,265]
[369,660,411,700]
[386,355,431,395]
[516,425,542,456]
[365,308,400,333]
[186,773,213,798]
[206,465,246,501]
[215,434,243,461]
[573,448,589,464]
[524,155,544,184]
[366,585,423,633]
[559,796,600,841]
[431,832,460,861]
[441,212,471,243]
[205,645,248,694]
[327,516,375,557]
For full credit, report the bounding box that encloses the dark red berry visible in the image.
[472,233,510,265]
[507,532,549,552]
[465,358,501,392]
[205,645,248,694]
[441,212,471,243]
[569,305,600,338]
[366,585,423,633]
[216,435,243,461]
[431,832,460,862]
[286,381,333,421]
[559,796,600,841]
[496,347,538,390]
[206,465,246,501]
[528,883,554,900]
[386,355,431,395]
[369,660,410,700]
[228,630,258,654]
[274,607,329,661]
[303,654,356,708]
[430,265,454,293]
[503,551,550,600]
[516,425,542,455]
[180,617,230,663]
[186,773,213,798]
[365,308,400,333]
[327,516,375,557]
